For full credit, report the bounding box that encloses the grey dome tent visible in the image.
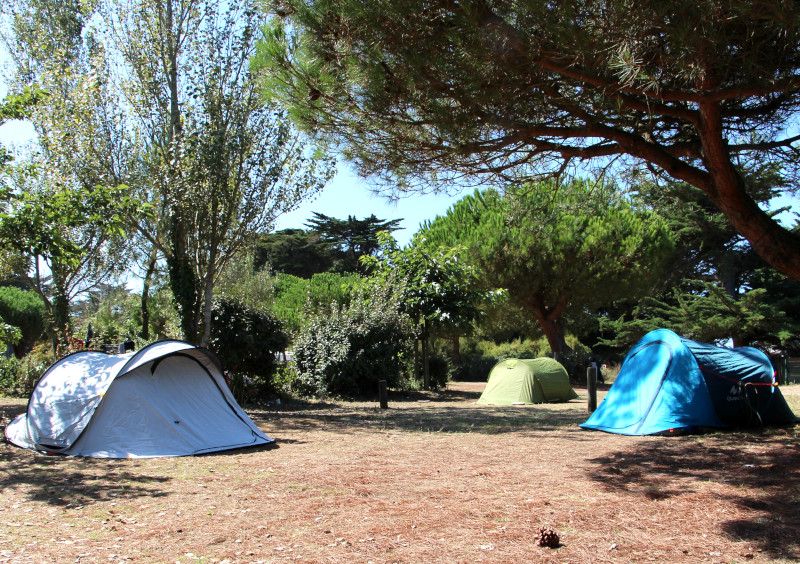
[5,341,273,458]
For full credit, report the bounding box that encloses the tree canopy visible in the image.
[305,212,402,273]
[421,179,674,355]
[255,0,800,281]
[254,228,334,277]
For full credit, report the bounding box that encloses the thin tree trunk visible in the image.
[414,337,420,382]
[199,253,217,348]
[140,252,157,340]
[423,319,430,390]
[51,265,70,349]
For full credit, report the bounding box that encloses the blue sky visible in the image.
[3,79,796,244]
[272,165,464,245]
[0,114,464,247]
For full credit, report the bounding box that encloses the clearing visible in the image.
[1,382,799,563]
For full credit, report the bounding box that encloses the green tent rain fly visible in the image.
[477,357,578,405]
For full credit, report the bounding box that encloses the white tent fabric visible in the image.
[5,341,273,458]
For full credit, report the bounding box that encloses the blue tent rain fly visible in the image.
[581,329,797,435]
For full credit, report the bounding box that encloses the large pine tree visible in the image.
[421,180,674,355]
[255,0,800,281]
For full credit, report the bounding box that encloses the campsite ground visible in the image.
[1,383,799,564]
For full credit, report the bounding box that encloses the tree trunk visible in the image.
[199,250,217,348]
[709,178,800,282]
[422,319,430,390]
[536,314,569,356]
[452,335,461,366]
[140,252,157,340]
[413,337,420,382]
[697,101,800,282]
[51,265,70,348]
[526,293,571,356]
[168,219,199,343]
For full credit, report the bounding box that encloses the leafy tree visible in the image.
[0,87,45,170]
[215,251,280,311]
[0,168,142,344]
[0,286,45,355]
[271,271,364,334]
[2,0,146,344]
[255,0,800,281]
[254,228,333,277]
[472,290,543,344]
[422,179,674,356]
[305,212,402,273]
[364,232,483,388]
[106,0,334,346]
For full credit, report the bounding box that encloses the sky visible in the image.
[0,113,465,247]
[273,165,464,245]
[2,66,796,244]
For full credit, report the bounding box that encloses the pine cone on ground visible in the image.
[535,526,560,548]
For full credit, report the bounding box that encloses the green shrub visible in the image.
[271,272,364,334]
[426,352,453,390]
[479,337,551,360]
[291,284,413,398]
[454,355,498,382]
[209,298,289,403]
[0,344,53,397]
[0,286,46,353]
[0,356,21,396]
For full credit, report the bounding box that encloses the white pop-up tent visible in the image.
[5,340,274,458]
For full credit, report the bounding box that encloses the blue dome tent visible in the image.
[581,329,797,435]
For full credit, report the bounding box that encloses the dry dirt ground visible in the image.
[1,382,799,564]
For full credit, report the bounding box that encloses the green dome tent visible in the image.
[477,358,578,405]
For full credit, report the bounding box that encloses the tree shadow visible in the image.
[245,385,484,412]
[0,446,171,508]
[2,399,172,508]
[586,429,800,560]
[248,400,588,435]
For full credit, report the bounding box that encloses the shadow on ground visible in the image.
[0,446,171,507]
[249,391,589,436]
[2,401,171,508]
[587,429,800,561]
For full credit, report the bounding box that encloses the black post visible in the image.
[587,366,598,413]
[378,380,388,409]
